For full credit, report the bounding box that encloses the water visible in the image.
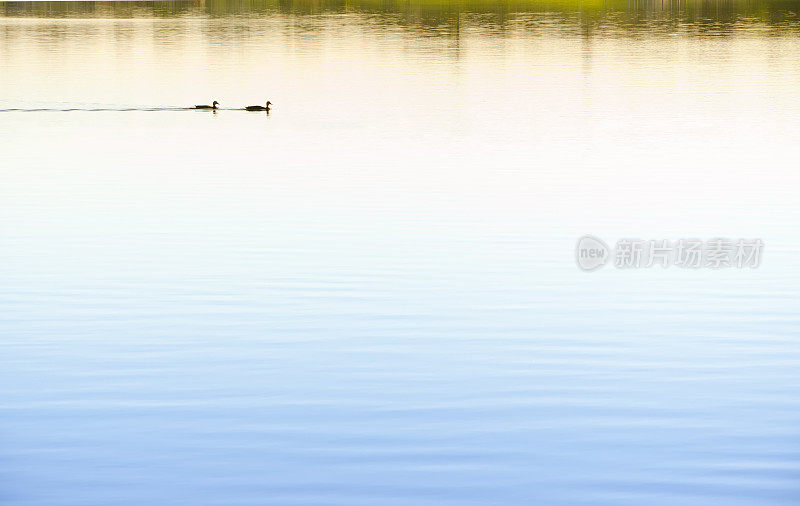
[1,1,800,504]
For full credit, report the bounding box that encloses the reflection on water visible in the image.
[1,1,800,505]
[3,0,800,31]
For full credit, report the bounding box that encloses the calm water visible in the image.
[2,1,800,504]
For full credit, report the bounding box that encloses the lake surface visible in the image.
[1,1,800,504]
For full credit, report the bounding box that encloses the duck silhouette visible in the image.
[244,101,271,111]
[195,100,219,109]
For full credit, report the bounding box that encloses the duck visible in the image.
[244,101,271,111]
[195,100,219,109]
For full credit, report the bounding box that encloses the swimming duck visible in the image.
[245,101,271,111]
[195,101,219,109]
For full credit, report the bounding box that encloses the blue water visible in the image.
[2,2,800,504]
